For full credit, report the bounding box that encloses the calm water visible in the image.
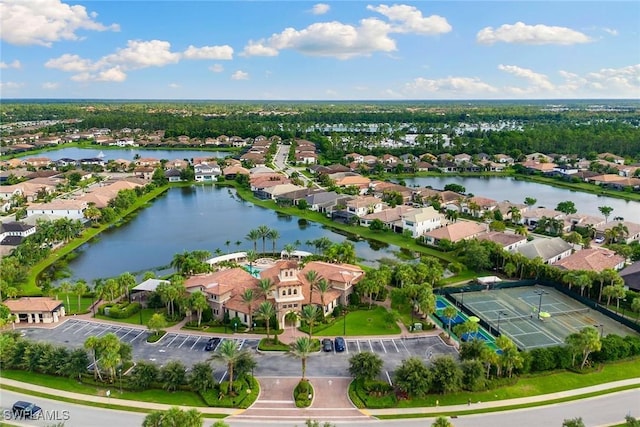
[19,147,232,162]
[61,186,399,283]
[400,176,640,220]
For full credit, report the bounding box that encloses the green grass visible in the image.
[317,306,400,336]
[94,308,181,327]
[53,293,95,314]
[258,338,289,351]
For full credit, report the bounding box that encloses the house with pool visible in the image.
[183,259,365,328]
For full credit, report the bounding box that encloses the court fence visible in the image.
[436,279,640,335]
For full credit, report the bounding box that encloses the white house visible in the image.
[401,207,444,238]
[27,200,87,220]
[195,163,221,182]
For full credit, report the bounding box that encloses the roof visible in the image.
[5,297,64,313]
[132,279,170,292]
[184,268,258,296]
[424,221,487,242]
[516,237,573,260]
[620,261,640,290]
[402,206,442,223]
[0,221,34,233]
[553,248,625,272]
[477,231,527,247]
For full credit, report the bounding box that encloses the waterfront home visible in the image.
[477,231,527,251]
[495,154,515,164]
[5,297,65,324]
[304,191,347,213]
[76,180,142,208]
[258,183,306,201]
[514,237,573,264]
[553,248,626,272]
[24,157,52,168]
[564,213,606,230]
[360,205,414,230]
[521,160,558,173]
[345,196,384,217]
[522,208,564,227]
[620,261,640,291]
[332,173,371,192]
[131,279,171,304]
[0,221,36,245]
[423,220,487,245]
[595,220,640,244]
[165,168,183,182]
[195,162,221,182]
[461,196,498,218]
[222,164,250,179]
[276,188,321,206]
[495,201,527,221]
[27,200,87,220]
[401,207,444,238]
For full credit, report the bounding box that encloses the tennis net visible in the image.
[496,307,590,322]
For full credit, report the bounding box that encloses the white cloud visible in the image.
[101,40,180,69]
[0,0,119,47]
[498,64,554,91]
[583,64,640,94]
[0,81,24,90]
[42,82,60,90]
[0,60,22,69]
[169,83,181,89]
[209,64,224,73]
[405,76,498,96]
[602,27,618,36]
[244,18,396,59]
[311,3,330,15]
[96,67,127,82]
[231,70,249,80]
[45,54,96,72]
[183,45,234,60]
[367,4,452,35]
[241,41,280,57]
[477,22,592,45]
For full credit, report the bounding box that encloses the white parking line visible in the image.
[120,329,133,340]
[400,338,410,353]
[84,324,106,336]
[368,339,373,352]
[218,371,227,383]
[356,340,361,353]
[190,336,201,350]
[63,321,80,332]
[391,339,400,353]
[213,339,222,352]
[166,334,180,347]
[380,339,387,354]
[385,371,393,386]
[237,339,245,350]
[130,330,144,343]
[178,336,191,348]
[72,323,91,334]
[95,326,112,337]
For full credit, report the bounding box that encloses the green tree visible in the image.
[188,361,215,393]
[148,313,167,336]
[143,407,202,427]
[289,336,314,380]
[300,304,319,339]
[129,361,159,390]
[189,291,208,327]
[463,240,492,272]
[394,357,431,398]
[442,306,457,338]
[257,278,275,301]
[160,360,187,392]
[266,228,280,255]
[256,224,271,254]
[241,289,257,329]
[59,281,72,313]
[556,201,577,214]
[246,229,261,253]
[255,301,276,341]
[73,280,88,313]
[562,417,585,427]
[524,197,537,208]
[210,339,244,394]
[599,205,614,223]
[565,327,602,369]
[431,417,454,427]
[430,355,463,394]
[348,351,383,381]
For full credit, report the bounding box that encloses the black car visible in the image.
[322,338,333,352]
[12,401,42,419]
[204,337,220,351]
[334,336,345,352]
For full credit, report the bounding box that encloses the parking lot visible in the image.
[21,319,458,384]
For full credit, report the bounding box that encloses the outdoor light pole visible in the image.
[118,368,122,394]
[497,311,506,335]
[460,290,465,308]
[343,306,347,335]
[594,323,604,338]
[223,304,227,333]
[535,290,549,319]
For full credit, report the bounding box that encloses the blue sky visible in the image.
[1,1,638,100]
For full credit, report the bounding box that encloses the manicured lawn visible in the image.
[94,308,181,327]
[318,306,400,336]
[53,293,95,314]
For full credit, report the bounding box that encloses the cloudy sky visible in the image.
[1,0,638,100]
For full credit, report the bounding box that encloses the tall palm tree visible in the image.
[241,289,256,329]
[245,229,260,253]
[73,280,88,312]
[267,229,280,256]
[289,337,313,381]
[314,278,330,316]
[508,205,522,224]
[255,301,276,341]
[210,339,243,394]
[442,306,457,338]
[304,270,320,305]
[246,250,258,271]
[257,278,274,301]
[283,243,296,259]
[84,336,103,381]
[59,281,72,312]
[256,225,271,255]
[300,304,319,339]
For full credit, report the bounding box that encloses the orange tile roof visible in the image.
[5,297,64,312]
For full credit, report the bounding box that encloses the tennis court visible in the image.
[450,285,636,350]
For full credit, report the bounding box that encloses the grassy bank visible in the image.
[514,174,640,202]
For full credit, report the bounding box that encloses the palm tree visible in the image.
[508,205,522,224]
[257,278,275,301]
[524,197,537,209]
[285,310,299,338]
[598,206,613,223]
[283,243,296,259]
[59,281,72,312]
[300,304,319,339]
[73,280,88,312]
[314,278,330,316]
[442,306,457,338]
[304,270,320,305]
[256,225,271,255]
[246,250,258,271]
[210,339,242,394]
[431,417,454,427]
[241,289,256,329]
[84,336,103,381]
[289,337,313,380]
[189,291,208,327]
[245,229,260,253]
[255,301,276,341]
[611,222,629,243]
[267,229,280,256]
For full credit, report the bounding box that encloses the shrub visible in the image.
[363,380,392,397]
[107,302,141,319]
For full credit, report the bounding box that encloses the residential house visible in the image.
[401,207,444,238]
[477,231,527,251]
[514,237,573,264]
[345,196,384,217]
[522,208,564,227]
[5,297,65,324]
[461,196,498,218]
[0,221,36,246]
[195,162,221,182]
[27,200,87,220]
[553,248,625,272]
[360,205,414,231]
[598,153,625,165]
[495,154,515,164]
[595,220,640,244]
[423,220,487,245]
[304,191,348,213]
[620,261,640,291]
[259,183,306,201]
[222,164,250,179]
[165,168,183,182]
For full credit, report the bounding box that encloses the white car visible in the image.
[594,237,605,244]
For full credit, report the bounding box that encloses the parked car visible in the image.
[594,236,605,244]
[322,338,333,352]
[12,401,42,419]
[204,337,220,351]
[334,336,345,352]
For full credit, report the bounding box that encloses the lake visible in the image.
[17,147,232,162]
[399,176,640,220]
[60,186,400,284]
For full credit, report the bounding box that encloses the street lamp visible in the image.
[118,368,122,394]
[343,306,347,335]
[534,289,549,319]
[460,289,465,308]
[134,295,143,325]
[223,304,227,333]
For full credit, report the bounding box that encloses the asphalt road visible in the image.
[2,388,638,427]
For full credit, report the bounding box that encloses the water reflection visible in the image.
[60,186,400,283]
[14,147,232,162]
